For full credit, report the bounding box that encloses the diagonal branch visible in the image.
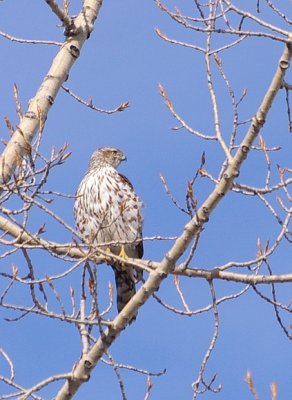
[54,40,292,400]
[45,0,73,30]
[0,0,103,187]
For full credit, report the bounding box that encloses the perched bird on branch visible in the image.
[74,147,143,321]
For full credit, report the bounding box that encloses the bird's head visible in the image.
[89,147,127,169]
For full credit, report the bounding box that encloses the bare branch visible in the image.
[62,85,130,114]
[270,381,278,400]
[0,30,62,46]
[192,280,221,398]
[0,348,15,381]
[104,351,127,400]
[0,0,103,186]
[45,0,73,31]
[1,214,292,285]
[224,0,290,38]
[159,84,216,140]
[265,0,292,25]
[245,370,260,400]
[19,373,71,400]
[144,376,154,400]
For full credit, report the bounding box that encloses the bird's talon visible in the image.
[118,245,128,269]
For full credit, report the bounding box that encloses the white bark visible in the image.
[0,0,103,186]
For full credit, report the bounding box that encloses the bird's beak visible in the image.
[122,155,127,162]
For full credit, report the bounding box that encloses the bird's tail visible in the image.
[112,265,138,323]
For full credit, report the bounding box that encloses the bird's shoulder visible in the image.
[117,172,134,190]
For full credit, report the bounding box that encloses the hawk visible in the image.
[74,147,143,320]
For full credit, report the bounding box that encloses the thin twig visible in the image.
[192,280,221,398]
[62,85,129,114]
[0,30,62,46]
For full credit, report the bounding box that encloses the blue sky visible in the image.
[0,1,291,399]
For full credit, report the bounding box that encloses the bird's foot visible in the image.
[118,245,128,270]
